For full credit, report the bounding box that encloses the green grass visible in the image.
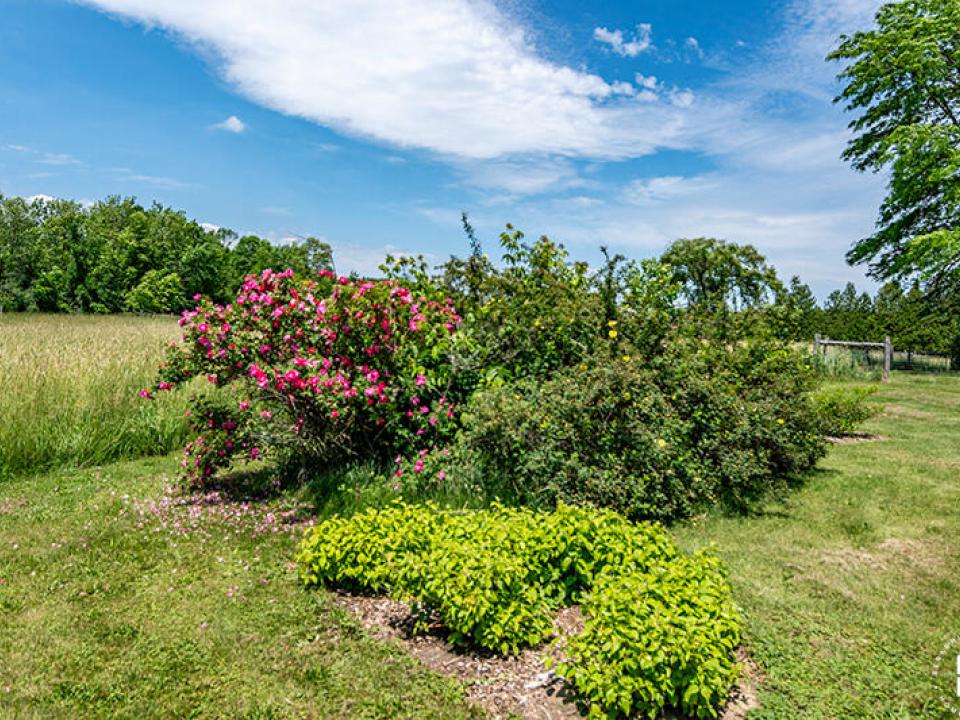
[0,457,481,719]
[674,373,960,719]
[0,314,192,478]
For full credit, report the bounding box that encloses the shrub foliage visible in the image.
[810,385,882,437]
[458,341,826,521]
[147,226,859,520]
[153,268,461,483]
[297,502,741,718]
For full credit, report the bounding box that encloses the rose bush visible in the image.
[148,268,462,485]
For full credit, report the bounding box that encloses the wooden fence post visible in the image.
[813,333,821,356]
[883,336,892,383]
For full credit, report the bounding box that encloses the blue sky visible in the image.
[0,0,885,296]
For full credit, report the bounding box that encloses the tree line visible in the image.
[777,276,959,354]
[0,194,332,314]
[1,193,957,361]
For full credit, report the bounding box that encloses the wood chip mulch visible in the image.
[330,592,761,720]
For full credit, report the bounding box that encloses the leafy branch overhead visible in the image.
[830,0,960,289]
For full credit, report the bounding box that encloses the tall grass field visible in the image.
[0,314,190,478]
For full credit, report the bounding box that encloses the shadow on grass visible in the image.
[192,463,286,501]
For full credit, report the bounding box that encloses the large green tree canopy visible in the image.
[829,0,960,290]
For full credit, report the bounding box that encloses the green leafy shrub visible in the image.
[297,503,741,718]
[560,552,741,718]
[810,384,881,436]
[457,341,825,522]
[434,226,606,385]
[660,339,826,510]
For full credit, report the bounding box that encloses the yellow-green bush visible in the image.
[297,503,741,717]
[809,384,881,436]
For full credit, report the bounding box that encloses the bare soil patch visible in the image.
[331,592,760,720]
[826,433,883,444]
[820,537,943,574]
[0,497,26,515]
[883,404,935,420]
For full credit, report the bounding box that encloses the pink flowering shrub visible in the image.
[148,268,462,485]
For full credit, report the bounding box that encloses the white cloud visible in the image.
[214,115,247,133]
[199,221,221,233]
[333,243,438,277]
[685,37,705,59]
[621,175,717,204]
[635,73,658,90]
[38,152,80,166]
[25,193,57,204]
[457,157,594,195]
[593,24,653,57]
[79,1,684,160]
[4,145,81,166]
[745,0,881,103]
[669,89,696,108]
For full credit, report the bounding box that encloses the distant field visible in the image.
[0,314,190,478]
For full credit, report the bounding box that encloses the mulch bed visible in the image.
[331,592,760,720]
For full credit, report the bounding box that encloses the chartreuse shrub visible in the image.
[297,503,741,718]
[809,384,881,436]
[561,553,740,718]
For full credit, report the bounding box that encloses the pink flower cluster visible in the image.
[149,268,462,485]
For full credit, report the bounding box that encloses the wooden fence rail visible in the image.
[814,333,892,382]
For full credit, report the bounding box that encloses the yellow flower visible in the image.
[578,363,588,371]
[777,418,785,425]
[608,330,618,339]
[607,320,618,327]
[622,355,632,362]
[656,438,667,448]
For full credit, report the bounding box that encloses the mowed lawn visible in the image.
[0,373,956,718]
[674,374,960,719]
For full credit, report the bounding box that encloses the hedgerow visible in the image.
[297,503,741,718]
[147,227,840,523]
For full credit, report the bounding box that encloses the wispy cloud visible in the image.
[621,175,718,205]
[108,167,192,189]
[38,152,80,166]
[458,158,594,195]
[4,144,81,166]
[685,37,705,60]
